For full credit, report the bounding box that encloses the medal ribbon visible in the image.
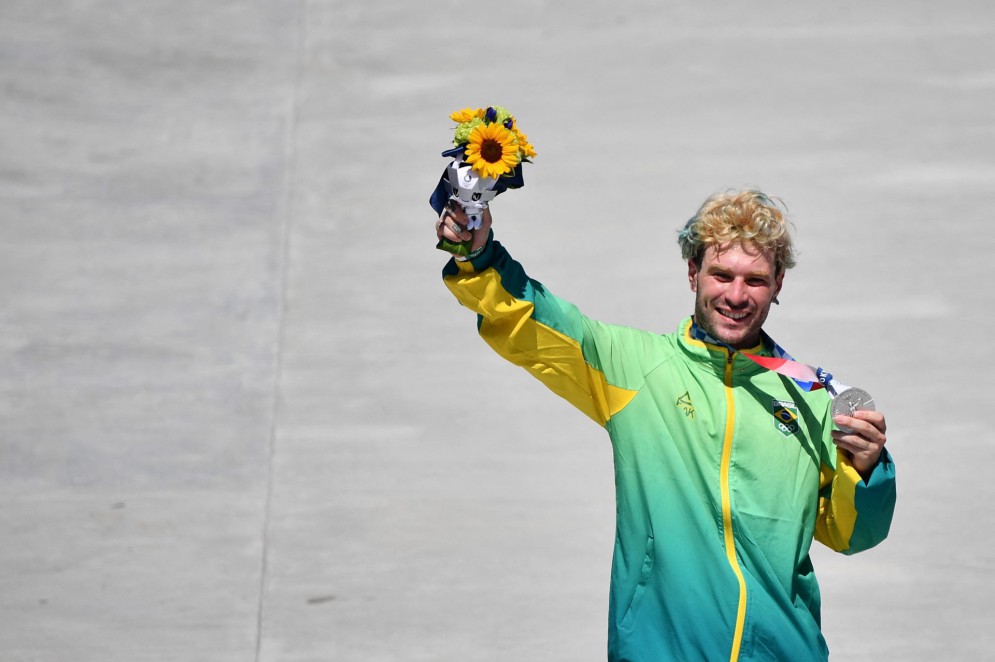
[739,349,833,393]
[689,321,839,394]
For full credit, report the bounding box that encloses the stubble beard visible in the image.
[693,292,768,350]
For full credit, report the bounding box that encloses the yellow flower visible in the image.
[512,128,537,159]
[465,122,520,179]
[449,107,482,123]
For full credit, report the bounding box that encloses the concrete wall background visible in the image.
[1,1,992,660]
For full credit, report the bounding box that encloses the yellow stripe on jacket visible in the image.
[444,265,636,426]
[814,451,863,552]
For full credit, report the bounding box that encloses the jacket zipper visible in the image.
[721,350,748,661]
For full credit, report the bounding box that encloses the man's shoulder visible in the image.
[585,317,682,348]
[580,320,686,378]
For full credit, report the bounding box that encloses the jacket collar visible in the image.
[678,317,772,373]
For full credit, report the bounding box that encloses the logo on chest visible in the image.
[772,399,800,437]
[676,391,695,419]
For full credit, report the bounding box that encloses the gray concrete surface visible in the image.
[1,1,993,660]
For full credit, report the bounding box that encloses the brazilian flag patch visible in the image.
[772,399,800,437]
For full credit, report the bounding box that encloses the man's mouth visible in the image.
[718,309,750,321]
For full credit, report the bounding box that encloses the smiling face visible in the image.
[688,241,784,350]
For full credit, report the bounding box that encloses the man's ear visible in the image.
[772,271,784,304]
[687,259,699,292]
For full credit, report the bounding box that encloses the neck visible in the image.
[689,317,766,353]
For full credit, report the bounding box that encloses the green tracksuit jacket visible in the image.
[442,236,897,661]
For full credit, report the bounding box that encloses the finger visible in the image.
[448,218,471,242]
[443,220,467,242]
[843,436,873,455]
[440,208,472,241]
[445,202,470,224]
[832,437,863,456]
[850,409,887,434]
[833,414,884,441]
[832,438,881,470]
[832,430,885,453]
[438,215,462,242]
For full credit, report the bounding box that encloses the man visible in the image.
[435,189,896,661]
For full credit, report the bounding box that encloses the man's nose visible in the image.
[725,280,749,306]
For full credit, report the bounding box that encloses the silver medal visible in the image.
[831,387,875,432]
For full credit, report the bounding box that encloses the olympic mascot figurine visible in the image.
[430,106,536,257]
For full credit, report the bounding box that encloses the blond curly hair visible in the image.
[678,189,796,273]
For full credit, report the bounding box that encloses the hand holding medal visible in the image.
[829,384,886,476]
[429,106,536,258]
[830,386,875,431]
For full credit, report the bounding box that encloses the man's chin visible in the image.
[696,312,760,349]
[712,325,759,350]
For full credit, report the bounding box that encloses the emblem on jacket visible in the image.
[676,391,695,419]
[772,399,799,437]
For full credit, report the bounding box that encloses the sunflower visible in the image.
[465,122,520,179]
[449,107,482,124]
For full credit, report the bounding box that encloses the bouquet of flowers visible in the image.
[430,105,536,256]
